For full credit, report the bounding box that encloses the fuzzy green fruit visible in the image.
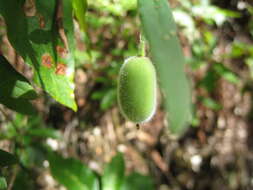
[118,56,157,123]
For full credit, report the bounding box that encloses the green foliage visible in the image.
[2,113,60,141]
[88,0,137,16]
[49,152,154,190]
[19,146,46,168]
[0,113,60,169]
[27,128,61,139]
[0,56,37,100]
[102,153,125,190]
[121,172,154,190]
[138,0,192,134]
[12,169,35,190]
[91,71,118,111]
[77,0,140,113]
[0,177,7,189]
[0,149,18,167]
[200,97,222,111]
[49,152,100,190]
[73,0,88,31]
[246,58,253,78]
[213,63,239,84]
[199,63,239,93]
[0,0,77,111]
[100,89,117,111]
[0,56,37,115]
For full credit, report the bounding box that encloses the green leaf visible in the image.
[0,177,7,189]
[0,0,77,111]
[72,0,88,31]
[62,0,76,53]
[0,1,30,59]
[100,89,117,110]
[230,42,248,58]
[19,146,46,168]
[13,169,35,190]
[138,0,192,135]
[121,172,155,190]
[49,153,99,190]
[33,0,77,111]
[28,128,61,139]
[200,97,222,111]
[102,153,125,190]
[0,56,37,100]
[0,149,18,167]
[246,58,253,78]
[199,68,219,92]
[0,56,37,115]
[0,97,36,115]
[213,63,240,84]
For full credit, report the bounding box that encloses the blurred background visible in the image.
[1,0,253,189]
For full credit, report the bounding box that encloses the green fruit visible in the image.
[118,56,157,123]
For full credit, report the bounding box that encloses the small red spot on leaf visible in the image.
[56,46,68,58]
[55,63,67,75]
[41,54,53,68]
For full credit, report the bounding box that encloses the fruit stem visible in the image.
[138,33,146,57]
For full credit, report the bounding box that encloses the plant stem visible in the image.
[138,33,146,57]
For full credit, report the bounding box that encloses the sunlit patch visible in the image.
[56,45,68,58]
[41,53,53,68]
[65,66,74,78]
[55,63,67,75]
[190,155,202,172]
[46,138,59,150]
[70,83,75,90]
